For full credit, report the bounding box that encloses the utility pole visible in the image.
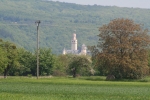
[35,20,41,79]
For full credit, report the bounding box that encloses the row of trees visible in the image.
[0,40,92,78]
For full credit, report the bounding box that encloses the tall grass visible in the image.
[0,76,150,100]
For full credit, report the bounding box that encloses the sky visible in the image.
[51,0,150,9]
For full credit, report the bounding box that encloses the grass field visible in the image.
[0,76,150,100]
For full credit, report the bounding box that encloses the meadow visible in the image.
[0,76,150,100]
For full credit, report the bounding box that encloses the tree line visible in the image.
[0,39,92,78]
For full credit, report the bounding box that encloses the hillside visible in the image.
[0,0,150,54]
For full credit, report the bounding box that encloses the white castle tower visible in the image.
[63,48,66,55]
[80,44,87,55]
[71,33,77,51]
[62,31,87,55]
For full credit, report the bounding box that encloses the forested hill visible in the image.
[0,0,150,54]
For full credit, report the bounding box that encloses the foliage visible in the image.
[0,40,8,73]
[68,55,92,78]
[9,48,35,76]
[15,48,56,76]
[52,54,70,76]
[1,38,93,77]
[0,39,57,77]
[0,77,150,100]
[1,0,150,54]
[0,40,19,78]
[90,18,150,79]
[38,48,56,76]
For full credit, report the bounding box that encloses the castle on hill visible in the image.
[63,32,87,55]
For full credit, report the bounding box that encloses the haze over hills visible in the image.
[51,0,150,9]
[0,0,150,54]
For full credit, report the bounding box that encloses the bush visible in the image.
[52,70,66,77]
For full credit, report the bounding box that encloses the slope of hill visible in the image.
[0,0,150,54]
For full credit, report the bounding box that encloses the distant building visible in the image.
[63,32,87,55]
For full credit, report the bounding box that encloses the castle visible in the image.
[63,32,87,55]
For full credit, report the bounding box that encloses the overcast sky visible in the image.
[51,0,150,9]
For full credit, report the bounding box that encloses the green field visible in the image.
[0,76,150,100]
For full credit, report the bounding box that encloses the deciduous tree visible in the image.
[9,48,35,76]
[90,18,150,79]
[0,45,8,73]
[38,48,56,76]
[69,55,92,78]
[0,41,19,78]
[52,54,71,76]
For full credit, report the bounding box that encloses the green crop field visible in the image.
[0,76,150,100]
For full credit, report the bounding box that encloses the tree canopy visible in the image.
[0,40,19,78]
[0,44,8,73]
[69,55,92,78]
[90,18,150,79]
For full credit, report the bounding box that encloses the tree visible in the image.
[52,54,70,76]
[9,48,56,76]
[90,18,150,79]
[0,40,8,73]
[9,48,35,76]
[69,55,92,78]
[38,48,56,76]
[0,41,19,78]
